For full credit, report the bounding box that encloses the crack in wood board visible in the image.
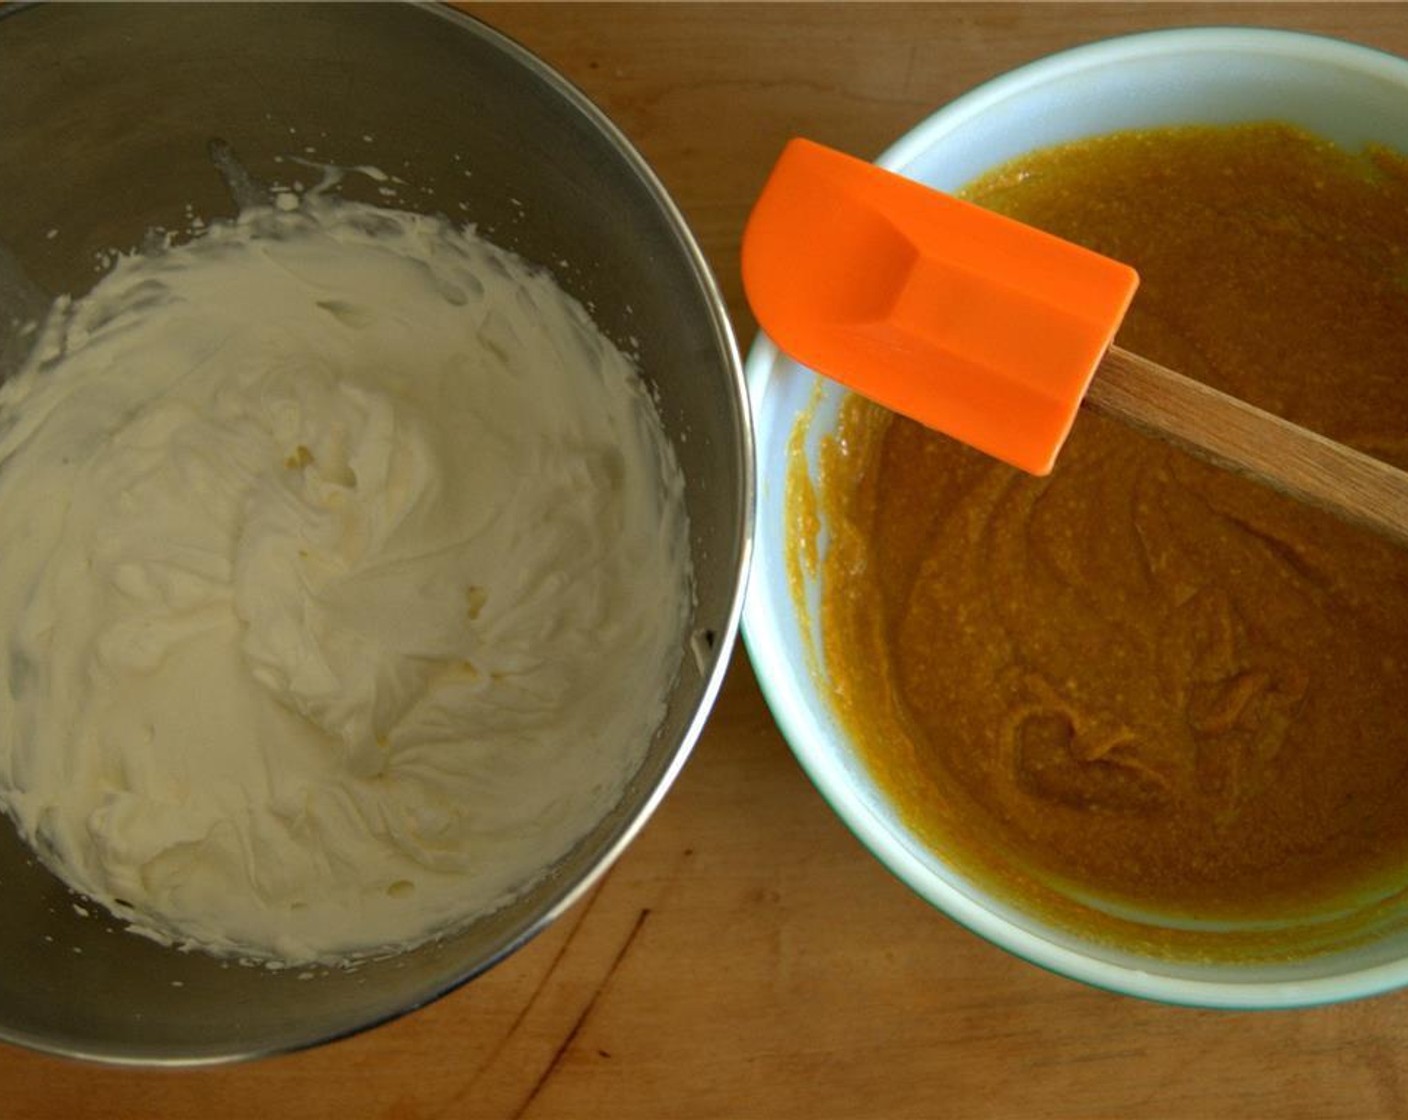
[510,907,654,1120]
[428,878,612,1119]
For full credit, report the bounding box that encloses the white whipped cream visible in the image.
[0,198,690,965]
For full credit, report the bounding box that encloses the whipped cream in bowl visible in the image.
[0,196,693,967]
[0,3,750,1064]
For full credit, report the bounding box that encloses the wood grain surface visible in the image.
[7,4,1408,1118]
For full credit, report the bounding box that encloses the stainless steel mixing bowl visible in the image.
[0,2,752,1064]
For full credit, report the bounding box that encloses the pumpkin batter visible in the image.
[806,124,1408,948]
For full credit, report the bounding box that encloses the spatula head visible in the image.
[741,138,1139,475]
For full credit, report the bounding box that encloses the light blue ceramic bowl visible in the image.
[744,27,1408,1008]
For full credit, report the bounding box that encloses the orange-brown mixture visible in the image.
[807,124,1408,940]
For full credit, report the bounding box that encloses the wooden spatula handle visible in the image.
[1086,345,1408,549]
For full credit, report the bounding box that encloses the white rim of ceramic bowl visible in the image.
[743,26,1408,1010]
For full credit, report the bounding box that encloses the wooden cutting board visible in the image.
[7,5,1408,1118]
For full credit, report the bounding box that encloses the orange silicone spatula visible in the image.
[743,138,1408,548]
